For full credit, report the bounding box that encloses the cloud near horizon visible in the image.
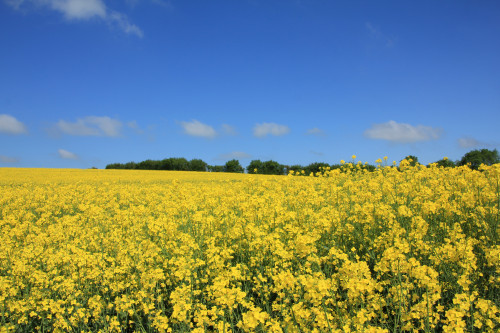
[56,116,123,137]
[457,137,496,149]
[364,120,442,143]
[0,114,28,134]
[253,122,290,138]
[5,0,143,37]
[221,124,237,136]
[58,148,79,160]
[216,151,252,161]
[180,120,217,139]
[0,155,19,163]
[306,127,325,136]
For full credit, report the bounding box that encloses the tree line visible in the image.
[105,148,499,174]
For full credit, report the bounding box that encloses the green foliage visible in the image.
[286,164,304,175]
[159,157,189,171]
[246,160,263,174]
[459,148,500,170]
[303,162,330,175]
[223,159,244,173]
[260,160,286,175]
[136,159,160,170]
[189,159,208,172]
[104,150,500,174]
[208,165,225,172]
[434,158,456,168]
[402,155,419,167]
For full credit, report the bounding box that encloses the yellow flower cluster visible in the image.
[0,163,499,332]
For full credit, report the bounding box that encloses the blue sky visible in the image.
[1,0,499,169]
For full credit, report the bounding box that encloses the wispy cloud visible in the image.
[253,122,290,138]
[306,127,325,137]
[0,114,28,134]
[457,137,496,149]
[310,150,324,156]
[365,21,396,47]
[5,0,143,37]
[458,137,481,149]
[58,148,79,160]
[221,124,237,136]
[127,120,144,134]
[55,116,122,137]
[0,155,19,163]
[216,151,252,160]
[180,120,217,139]
[107,11,143,37]
[364,120,442,143]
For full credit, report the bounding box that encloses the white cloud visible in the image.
[221,124,237,135]
[58,148,79,160]
[253,122,290,138]
[5,0,143,37]
[216,151,252,160]
[49,0,106,19]
[56,116,122,137]
[127,120,144,134]
[180,120,216,139]
[306,127,325,136]
[108,11,143,38]
[0,155,19,163]
[0,114,28,134]
[364,120,442,143]
[457,137,493,149]
[458,137,480,149]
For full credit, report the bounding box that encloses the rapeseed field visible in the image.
[0,161,499,332]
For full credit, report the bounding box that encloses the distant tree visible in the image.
[261,160,285,175]
[136,159,160,170]
[402,155,419,167]
[361,163,376,172]
[433,157,456,168]
[286,164,304,175]
[304,162,330,175]
[105,163,123,169]
[123,161,137,169]
[330,164,342,170]
[208,165,225,172]
[189,159,208,172]
[223,159,244,173]
[459,148,500,170]
[160,157,189,171]
[246,160,263,174]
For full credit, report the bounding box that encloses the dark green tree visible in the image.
[208,165,225,172]
[246,160,263,174]
[136,159,159,170]
[433,158,456,168]
[223,159,244,173]
[189,159,208,171]
[123,161,137,169]
[286,164,304,175]
[304,162,330,175]
[105,163,123,169]
[459,149,500,170]
[402,155,419,166]
[261,160,285,175]
[159,157,189,171]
